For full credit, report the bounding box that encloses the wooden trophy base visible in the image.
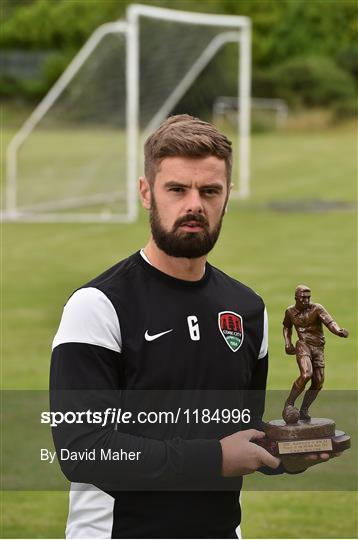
[255,418,350,457]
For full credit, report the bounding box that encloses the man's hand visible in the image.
[282,451,342,473]
[338,328,349,338]
[220,429,281,477]
[285,343,296,355]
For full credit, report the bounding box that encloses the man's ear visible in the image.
[139,176,151,210]
[224,182,233,214]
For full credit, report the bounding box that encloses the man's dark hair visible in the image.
[144,114,232,186]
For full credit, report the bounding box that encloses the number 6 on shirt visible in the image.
[187,315,200,341]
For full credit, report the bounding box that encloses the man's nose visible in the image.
[185,189,204,214]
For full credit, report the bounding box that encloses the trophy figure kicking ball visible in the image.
[282,284,348,423]
[257,285,350,458]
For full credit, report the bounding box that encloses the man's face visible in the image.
[296,291,311,311]
[140,156,229,258]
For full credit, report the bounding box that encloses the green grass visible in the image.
[1,119,357,538]
[242,491,358,539]
[249,121,356,202]
[1,492,68,539]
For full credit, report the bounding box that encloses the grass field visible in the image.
[1,118,357,538]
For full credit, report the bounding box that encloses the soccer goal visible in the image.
[4,4,251,223]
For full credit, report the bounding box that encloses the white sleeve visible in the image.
[53,289,120,538]
[258,307,268,359]
[52,287,121,353]
[66,483,114,539]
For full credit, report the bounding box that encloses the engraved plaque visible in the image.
[278,438,333,455]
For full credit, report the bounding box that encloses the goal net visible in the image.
[5,5,251,222]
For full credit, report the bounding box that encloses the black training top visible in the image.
[51,251,271,539]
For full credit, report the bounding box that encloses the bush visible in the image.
[0,0,129,50]
[336,46,358,79]
[0,50,73,101]
[273,56,355,108]
[0,76,21,98]
[333,98,358,121]
[253,56,356,111]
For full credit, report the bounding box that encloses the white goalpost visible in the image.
[5,21,131,223]
[4,4,251,223]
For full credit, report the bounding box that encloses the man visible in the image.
[283,284,348,422]
[51,115,335,539]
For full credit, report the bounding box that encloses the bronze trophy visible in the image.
[257,285,350,458]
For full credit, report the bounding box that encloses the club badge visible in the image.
[218,311,244,352]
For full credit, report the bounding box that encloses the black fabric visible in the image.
[109,491,241,538]
[50,251,276,538]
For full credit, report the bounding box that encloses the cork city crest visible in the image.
[218,311,244,352]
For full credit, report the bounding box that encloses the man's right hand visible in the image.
[220,429,281,477]
[285,343,296,355]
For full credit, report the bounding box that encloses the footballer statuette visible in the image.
[282,284,348,423]
[256,285,350,459]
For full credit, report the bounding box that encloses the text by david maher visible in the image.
[41,448,142,463]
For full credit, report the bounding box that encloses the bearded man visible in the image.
[51,115,335,539]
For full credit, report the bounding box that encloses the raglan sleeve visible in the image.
[50,287,222,490]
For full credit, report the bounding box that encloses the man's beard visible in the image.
[150,196,224,259]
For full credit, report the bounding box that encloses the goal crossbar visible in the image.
[127,4,250,27]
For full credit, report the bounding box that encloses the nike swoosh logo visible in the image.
[144,329,173,342]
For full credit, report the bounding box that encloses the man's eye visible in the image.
[169,187,184,192]
[202,189,219,196]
